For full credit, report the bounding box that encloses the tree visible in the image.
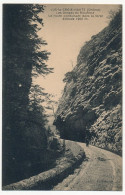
[3,4,53,185]
[29,84,46,110]
[106,6,122,24]
[45,94,58,118]
[63,71,77,83]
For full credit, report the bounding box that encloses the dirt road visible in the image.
[53,142,122,191]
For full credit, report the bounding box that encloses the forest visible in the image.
[2,4,63,186]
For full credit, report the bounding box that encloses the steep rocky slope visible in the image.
[54,10,122,155]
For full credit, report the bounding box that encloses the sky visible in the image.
[0,2,124,193]
[33,4,120,101]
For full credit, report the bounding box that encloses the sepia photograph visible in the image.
[2,2,122,191]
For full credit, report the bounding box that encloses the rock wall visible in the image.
[54,10,122,155]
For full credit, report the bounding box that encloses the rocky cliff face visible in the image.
[54,11,122,155]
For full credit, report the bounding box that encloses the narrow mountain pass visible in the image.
[53,142,122,191]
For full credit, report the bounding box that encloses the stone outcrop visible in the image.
[54,10,122,155]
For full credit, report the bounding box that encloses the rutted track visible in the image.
[53,142,122,191]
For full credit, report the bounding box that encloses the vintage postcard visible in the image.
[2,3,122,191]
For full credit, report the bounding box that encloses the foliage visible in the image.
[44,94,58,118]
[63,71,77,83]
[29,84,46,111]
[107,6,122,23]
[2,4,53,185]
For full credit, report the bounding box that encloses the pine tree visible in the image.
[3,4,53,185]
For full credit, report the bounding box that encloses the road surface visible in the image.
[53,142,122,191]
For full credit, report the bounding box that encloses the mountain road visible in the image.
[53,142,122,191]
